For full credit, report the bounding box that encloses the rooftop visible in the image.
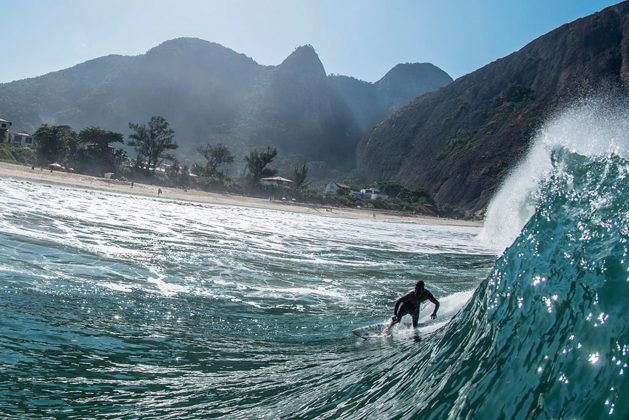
[261,176,294,183]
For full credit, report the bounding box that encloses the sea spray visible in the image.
[480,97,629,251]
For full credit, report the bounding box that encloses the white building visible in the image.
[260,176,294,188]
[360,188,389,200]
[11,132,34,147]
[0,118,11,144]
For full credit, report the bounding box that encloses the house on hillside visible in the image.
[259,176,294,188]
[360,188,389,200]
[11,132,34,147]
[323,181,351,195]
[0,118,11,144]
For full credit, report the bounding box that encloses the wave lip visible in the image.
[480,97,629,252]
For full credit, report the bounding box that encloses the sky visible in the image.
[0,0,621,84]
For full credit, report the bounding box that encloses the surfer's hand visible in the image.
[430,313,437,320]
[391,315,397,323]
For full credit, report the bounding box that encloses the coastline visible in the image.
[0,161,481,227]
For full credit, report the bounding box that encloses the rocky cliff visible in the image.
[357,1,629,213]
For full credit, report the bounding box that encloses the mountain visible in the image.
[232,45,362,167]
[0,38,451,174]
[328,63,452,133]
[357,1,629,214]
[376,63,453,113]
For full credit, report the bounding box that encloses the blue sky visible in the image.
[0,0,620,83]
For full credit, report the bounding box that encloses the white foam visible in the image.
[479,97,629,252]
[389,289,476,336]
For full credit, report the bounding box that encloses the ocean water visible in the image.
[1,100,628,418]
[0,178,494,418]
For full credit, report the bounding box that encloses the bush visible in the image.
[0,145,35,165]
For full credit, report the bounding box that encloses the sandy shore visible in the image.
[0,162,481,227]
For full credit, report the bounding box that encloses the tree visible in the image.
[78,126,124,175]
[180,164,191,188]
[113,149,128,169]
[292,162,309,189]
[166,159,181,181]
[65,132,83,170]
[165,160,192,188]
[33,124,76,164]
[127,116,178,171]
[245,147,277,180]
[79,127,123,154]
[197,142,234,177]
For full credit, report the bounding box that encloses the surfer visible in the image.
[390,280,440,329]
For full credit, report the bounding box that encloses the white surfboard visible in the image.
[352,322,389,338]
[352,318,416,339]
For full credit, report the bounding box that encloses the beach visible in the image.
[0,161,480,227]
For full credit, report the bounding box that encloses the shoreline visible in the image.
[0,161,481,227]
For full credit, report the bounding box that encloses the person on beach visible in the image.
[390,280,440,329]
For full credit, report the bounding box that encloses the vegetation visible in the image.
[197,142,234,178]
[77,127,125,176]
[316,181,439,216]
[165,161,192,189]
[292,162,309,190]
[245,147,278,180]
[33,124,76,165]
[4,115,446,218]
[128,116,178,171]
[0,143,35,165]
[30,124,127,176]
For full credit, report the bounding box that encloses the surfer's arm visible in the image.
[428,292,440,319]
[393,299,402,317]
[392,292,413,322]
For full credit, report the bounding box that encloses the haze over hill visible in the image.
[357,1,629,214]
[0,38,452,175]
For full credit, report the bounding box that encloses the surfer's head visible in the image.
[415,280,425,295]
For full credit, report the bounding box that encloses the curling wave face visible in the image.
[408,150,628,418]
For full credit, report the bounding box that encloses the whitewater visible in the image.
[1,99,627,418]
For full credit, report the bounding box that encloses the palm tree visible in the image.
[245,147,278,180]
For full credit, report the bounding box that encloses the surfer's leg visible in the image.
[412,306,420,328]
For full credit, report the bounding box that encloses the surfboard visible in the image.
[352,322,389,339]
[352,318,416,339]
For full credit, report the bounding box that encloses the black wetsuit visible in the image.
[393,289,439,327]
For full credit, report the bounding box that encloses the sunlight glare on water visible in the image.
[0,178,494,418]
